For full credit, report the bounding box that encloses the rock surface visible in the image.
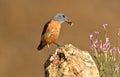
[44,44,100,77]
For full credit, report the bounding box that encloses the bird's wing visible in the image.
[42,20,51,35]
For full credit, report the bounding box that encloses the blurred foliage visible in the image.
[89,25,120,77]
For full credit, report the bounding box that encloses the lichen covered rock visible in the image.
[44,44,100,77]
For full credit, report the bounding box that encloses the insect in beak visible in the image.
[66,19,74,26]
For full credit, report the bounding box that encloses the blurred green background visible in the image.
[0,0,120,77]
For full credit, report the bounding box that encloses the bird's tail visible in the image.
[37,41,45,50]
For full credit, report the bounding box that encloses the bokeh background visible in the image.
[0,0,120,77]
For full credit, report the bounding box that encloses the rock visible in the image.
[44,44,100,77]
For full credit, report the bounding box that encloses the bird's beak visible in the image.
[65,18,74,26]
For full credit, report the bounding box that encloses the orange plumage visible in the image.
[37,20,61,50]
[37,13,72,50]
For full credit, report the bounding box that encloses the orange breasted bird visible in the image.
[37,13,73,50]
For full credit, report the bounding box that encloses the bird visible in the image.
[37,13,73,51]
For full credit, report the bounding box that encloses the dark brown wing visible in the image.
[37,20,51,50]
[42,20,51,35]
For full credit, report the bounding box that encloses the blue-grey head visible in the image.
[52,13,73,26]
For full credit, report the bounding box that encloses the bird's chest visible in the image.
[47,21,61,36]
[44,21,61,44]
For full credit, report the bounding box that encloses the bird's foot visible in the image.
[53,42,61,47]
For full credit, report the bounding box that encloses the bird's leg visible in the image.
[47,44,50,52]
[47,44,52,56]
[53,42,61,47]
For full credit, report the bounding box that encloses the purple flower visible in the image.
[89,34,93,40]
[101,43,107,51]
[99,42,110,51]
[103,43,106,48]
[102,24,108,29]
[95,31,99,35]
[92,40,97,45]
[102,47,107,51]
[112,47,117,52]
[96,45,100,49]
[89,45,93,49]
[100,43,103,49]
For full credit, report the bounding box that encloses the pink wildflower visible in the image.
[99,42,110,51]
[112,47,117,52]
[99,42,103,49]
[102,24,108,29]
[92,40,97,45]
[96,45,101,49]
[89,34,93,40]
[94,31,99,35]
[89,45,93,49]
[102,48,107,51]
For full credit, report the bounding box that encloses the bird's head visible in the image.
[52,13,73,26]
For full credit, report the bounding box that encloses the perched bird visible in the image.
[37,13,73,50]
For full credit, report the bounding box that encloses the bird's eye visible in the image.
[62,15,65,18]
